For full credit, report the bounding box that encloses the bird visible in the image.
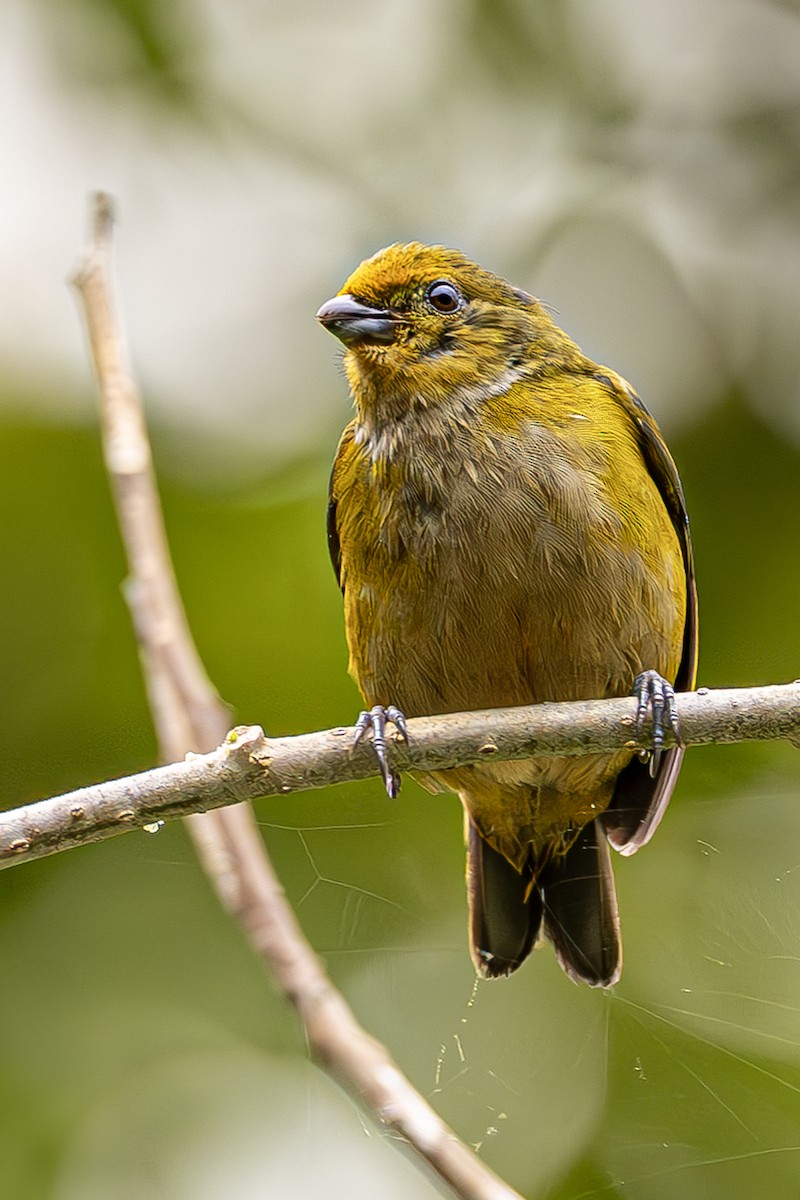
[317,242,697,987]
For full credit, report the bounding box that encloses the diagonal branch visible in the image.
[68,191,524,1200]
[3,681,799,870]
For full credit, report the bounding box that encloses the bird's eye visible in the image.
[426,280,464,314]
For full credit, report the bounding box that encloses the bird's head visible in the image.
[317,243,579,420]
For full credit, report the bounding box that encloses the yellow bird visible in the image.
[318,243,698,987]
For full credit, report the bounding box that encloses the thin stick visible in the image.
[69,191,523,1200]
[4,681,799,869]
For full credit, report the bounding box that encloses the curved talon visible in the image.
[353,704,408,798]
[385,705,409,740]
[633,670,679,778]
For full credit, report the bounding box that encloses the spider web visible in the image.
[258,770,800,1199]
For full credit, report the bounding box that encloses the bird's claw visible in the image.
[353,704,409,798]
[632,670,680,778]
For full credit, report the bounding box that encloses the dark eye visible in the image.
[426,280,464,314]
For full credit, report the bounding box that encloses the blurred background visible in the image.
[2,0,799,1197]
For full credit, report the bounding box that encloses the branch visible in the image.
[68,192,523,1200]
[4,683,799,869]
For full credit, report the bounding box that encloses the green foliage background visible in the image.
[2,2,799,1197]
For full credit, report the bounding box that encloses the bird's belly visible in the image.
[340,469,685,872]
[345,556,533,716]
[345,524,681,719]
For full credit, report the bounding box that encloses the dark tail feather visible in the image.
[467,821,543,978]
[540,820,621,988]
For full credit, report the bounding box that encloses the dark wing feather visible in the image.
[327,481,343,592]
[594,376,699,854]
[327,429,352,593]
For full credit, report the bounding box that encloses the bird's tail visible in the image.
[539,821,622,987]
[466,819,621,987]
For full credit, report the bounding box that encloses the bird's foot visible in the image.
[353,704,409,798]
[632,670,679,778]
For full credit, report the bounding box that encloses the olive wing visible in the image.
[595,373,699,855]
[327,426,357,594]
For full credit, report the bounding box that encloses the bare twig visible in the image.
[69,191,523,1200]
[4,681,799,869]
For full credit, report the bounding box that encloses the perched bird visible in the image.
[317,243,697,987]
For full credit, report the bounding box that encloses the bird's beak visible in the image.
[316,293,399,346]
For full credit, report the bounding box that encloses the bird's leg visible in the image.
[352,704,409,798]
[632,669,679,777]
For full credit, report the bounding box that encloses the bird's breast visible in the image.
[336,413,684,719]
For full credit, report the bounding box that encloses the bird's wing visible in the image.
[327,426,355,594]
[327,483,342,592]
[595,373,699,855]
